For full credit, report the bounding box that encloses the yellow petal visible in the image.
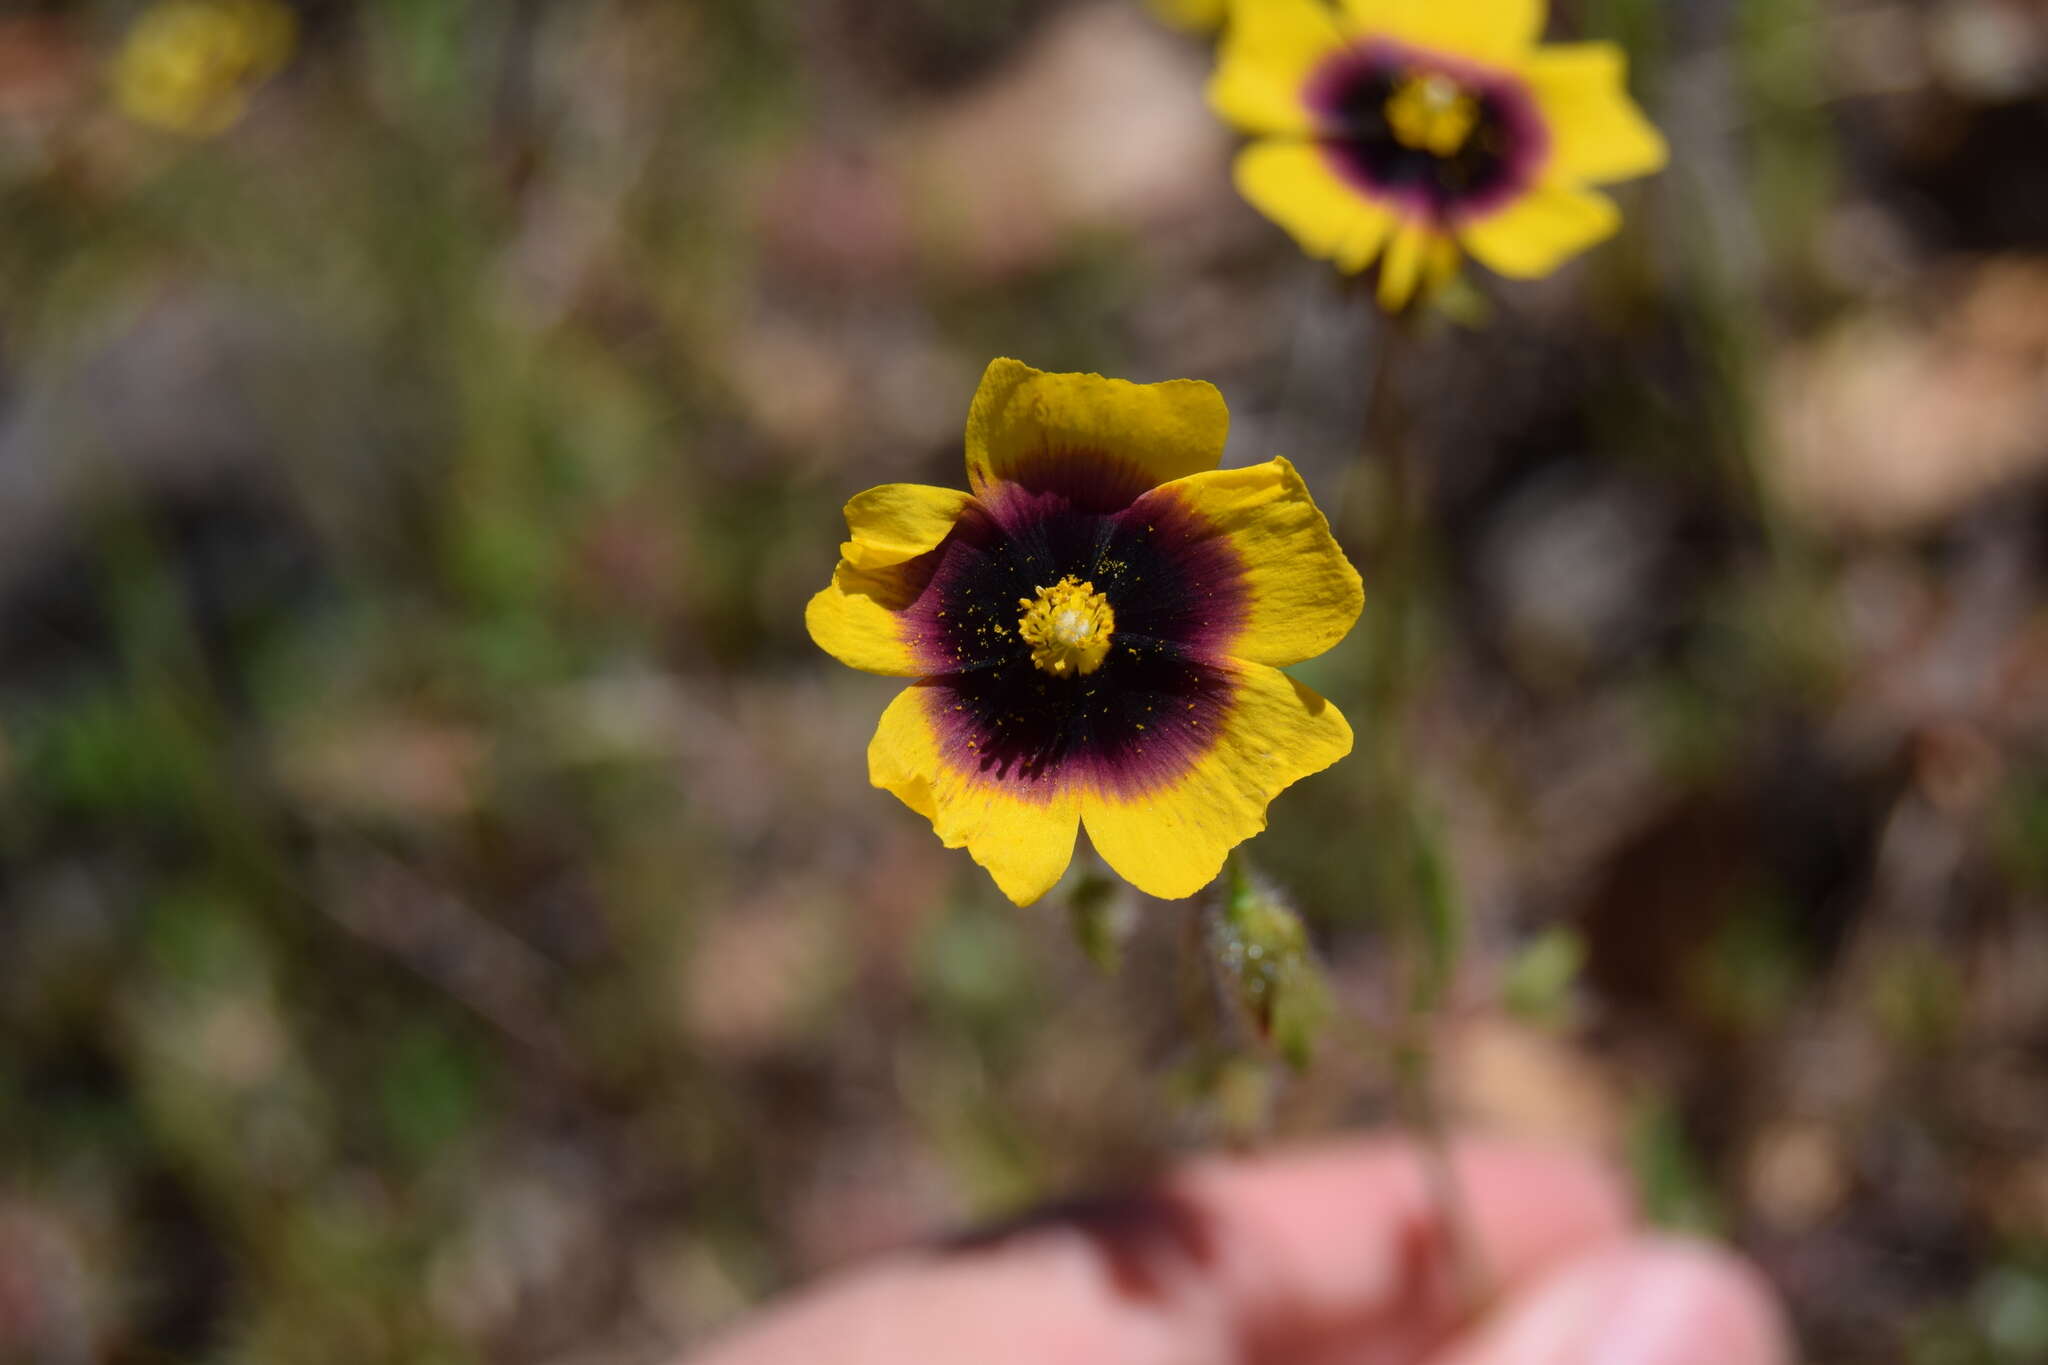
[1341,0,1545,61]
[965,358,1228,504]
[1234,141,1401,274]
[1208,0,1351,136]
[838,483,974,570]
[1377,222,1433,310]
[806,558,927,676]
[1522,42,1667,185]
[1081,662,1352,900]
[870,685,1081,906]
[1458,183,1619,278]
[1140,457,1363,667]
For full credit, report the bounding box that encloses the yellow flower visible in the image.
[808,359,1363,907]
[112,0,295,137]
[1208,0,1668,311]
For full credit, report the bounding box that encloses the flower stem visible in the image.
[1356,310,1489,1318]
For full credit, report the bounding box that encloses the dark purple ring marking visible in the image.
[888,451,1254,802]
[1302,38,1551,227]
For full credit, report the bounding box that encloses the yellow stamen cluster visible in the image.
[1385,71,1480,157]
[1018,576,1115,677]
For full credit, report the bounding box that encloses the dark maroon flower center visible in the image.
[1306,41,1548,225]
[894,454,1252,795]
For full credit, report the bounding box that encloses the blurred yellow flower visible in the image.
[808,359,1362,906]
[1147,0,1229,33]
[112,0,294,137]
[1208,0,1667,311]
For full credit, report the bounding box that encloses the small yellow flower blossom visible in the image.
[113,0,295,137]
[808,359,1364,906]
[1208,0,1668,311]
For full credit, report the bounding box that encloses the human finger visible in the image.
[683,1136,1635,1365]
[1422,1237,1792,1365]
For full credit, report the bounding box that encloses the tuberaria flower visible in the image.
[113,0,294,137]
[1208,0,1667,310]
[808,359,1363,906]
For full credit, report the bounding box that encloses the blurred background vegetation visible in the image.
[1,0,2046,1361]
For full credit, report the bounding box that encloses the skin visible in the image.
[683,1136,1791,1365]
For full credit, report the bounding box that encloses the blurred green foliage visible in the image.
[1501,925,1584,1027]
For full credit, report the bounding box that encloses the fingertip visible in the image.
[1626,1238,1795,1365]
[1432,1236,1793,1365]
